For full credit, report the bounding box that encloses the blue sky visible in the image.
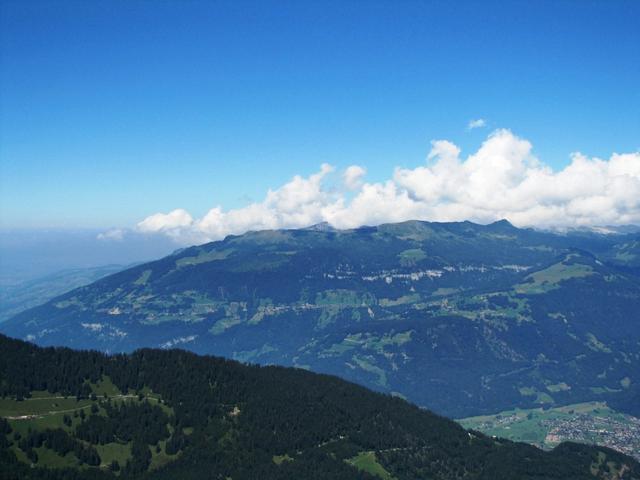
[1,0,639,229]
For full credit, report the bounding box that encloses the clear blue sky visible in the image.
[1,0,639,229]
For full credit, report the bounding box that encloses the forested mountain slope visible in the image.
[2,220,639,418]
[1,335,638,480]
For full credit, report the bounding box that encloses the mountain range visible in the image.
[2,220,639,418]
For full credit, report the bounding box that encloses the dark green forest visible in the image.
[1,334,638,480]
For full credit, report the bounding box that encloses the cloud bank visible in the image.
[130,129,640,245]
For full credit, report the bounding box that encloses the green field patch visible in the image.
[149,439,180,471]
[34,446,79,469]
[535,392,554,404]
[233,344,277,363]
[133,269,152,286]
[54,297,84,309]
[350,355,387,387]
[426,292,531,325]
[323,331,413,358]
[29,391,61,399]
[176,248,234,267]
[346,451,395,479]
[90,376,122,397]
[322,342,355,357]
[0,395,93,418]
[317,305,341,328]
[431,287,459,297]
[613,241,639,263]
[10,445,29,464]
[96,441,132,468]
[518,386,536,396]
[247,298,278,325]
[9,411,81,436]
[3,385,177,473]
[589,386,622,394]
[3,382,174,445]
[273,453,294,465]
[248,309,266,325]
[514,261,593,294]
[210,316,243,335]
[378,294,420,307]
[546,382,571,393]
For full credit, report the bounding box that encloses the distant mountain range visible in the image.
[1,334,638,479]
[2,220,639,418]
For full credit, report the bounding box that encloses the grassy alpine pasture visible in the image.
[514,257,594,294]
[346,451,395,480]
[1,375,176,473]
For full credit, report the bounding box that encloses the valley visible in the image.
[459,402,640,461]
[3,1,639,477]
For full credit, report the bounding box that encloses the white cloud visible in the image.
[135,164,337,243]
[343,165,367,190]
[136,208,196,242]
[129,129,640,245]
[468,118,487,130]
[137,208,193,232]
[97,228,125,241]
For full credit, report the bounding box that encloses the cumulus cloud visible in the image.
[343,165,367,190]
[134,164,337,244]
[136,208,197,242]
[468,118,487,130]
[129,129,640,245]
[137,208,194,232]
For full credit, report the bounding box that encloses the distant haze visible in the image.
[0,229,177,285]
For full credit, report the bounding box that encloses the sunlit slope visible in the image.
[3,220,639,418]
